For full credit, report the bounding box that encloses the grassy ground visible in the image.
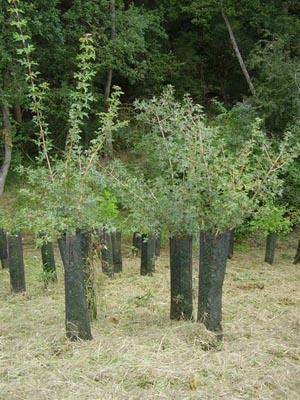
[1,236,300,400]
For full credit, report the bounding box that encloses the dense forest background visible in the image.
[2,0,300,168]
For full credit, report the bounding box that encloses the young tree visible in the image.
[109,87,298,332]
[7,0,125,340]
[250,205,291,265]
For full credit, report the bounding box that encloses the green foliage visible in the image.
[212,101,258,149]
[4,0,300,165]
[98,190,119,226]
[4,0,300,242]
[39,269,57,286]
[249,35,300,134]
[61,0,174,94]
[107,160,161,235]
[282,159,300,217]
[110,86,299,236]
[250,204,291,236]
[4,2,125,237]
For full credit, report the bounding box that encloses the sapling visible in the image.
[250,204,291,265]
[8,0,126,340]
[110,87,299,332]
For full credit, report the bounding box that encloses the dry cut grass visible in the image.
[1,237,300,400]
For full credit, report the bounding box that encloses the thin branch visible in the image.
[10,2,54,179]
[98,163,158,205]
[251,145,288,200]
[83,137,106,177]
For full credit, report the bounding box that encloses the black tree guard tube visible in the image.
[79,231,97,321]
[0,230,8,269]
[111,230,123,273]
[58,235,67,267]
[100,230,114,277]
[264,232,277,265]
[198,231,230,333]
[60,233,93,341]
[169,235,193,320]
[132,232,142,254]
[39,232,57,282]
[293,238,300,264]
[140,234,155,276]
[7,232,26,293]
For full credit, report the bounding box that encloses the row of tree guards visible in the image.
[1,229,299,341]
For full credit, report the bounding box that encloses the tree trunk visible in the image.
[293,238,300,264]
[170,235,193,320]
[0,105,13,196]
[0,230,8,269]
[104,0,116,101]
[104,69,113,103]
[79,231,97,321]
[100,229,114,277]
[14,104,22,124]
[111,230,123,273]
[7,232,26,293]
[60,233,93,341]
[104,0,116,155]
[228,229,234,259]
[39,232,57,283]
[198,231,230,334]
[221,9,256,97]
[264,232,277,265]
[140,234,155,276]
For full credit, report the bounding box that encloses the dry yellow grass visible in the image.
[1,237,300,400]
